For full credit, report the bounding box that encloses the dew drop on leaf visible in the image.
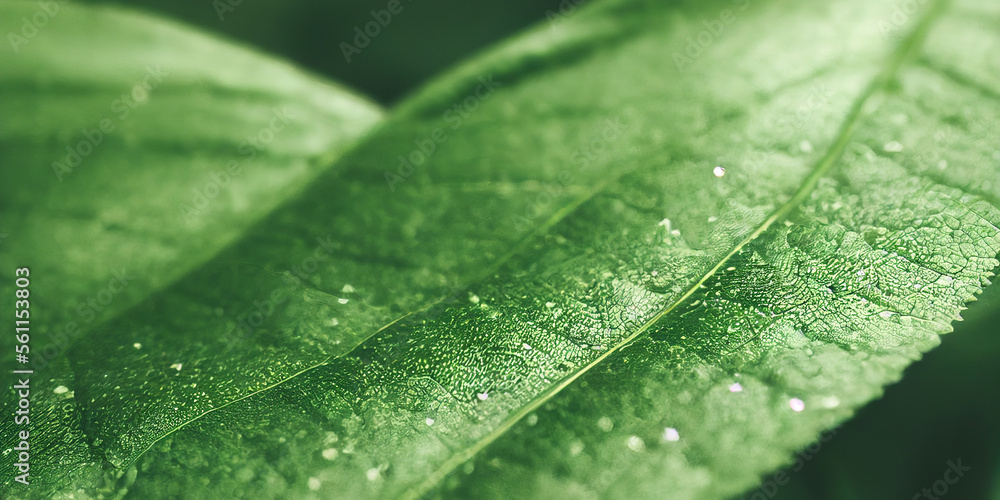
[663,428,680,442]
[883,141,904,152]
[597,416,614,432]
[627,435,645,452]
[789,398,805,412]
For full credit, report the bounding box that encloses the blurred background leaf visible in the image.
[79,0,569,104]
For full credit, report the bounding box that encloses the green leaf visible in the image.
[0,1,383,363]
[3,0,1000,499]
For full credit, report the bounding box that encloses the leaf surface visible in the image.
[0,1,383,361]
[3,0,1000,499]
[0,1,383,493]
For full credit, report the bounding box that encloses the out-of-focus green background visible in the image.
[75,1,1000,498]
[77,0,567,105]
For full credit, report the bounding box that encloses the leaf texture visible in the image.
[2,0,999,499]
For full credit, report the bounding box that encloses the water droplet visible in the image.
[545,302,556,308]
[54,385,69,394]
[708,215,719,223]
[570,441,585,456]
[799,140,814,153]
[822,396,840,408]
[713,166,727,177]
[729,382,743,393]
[328,318,339,327]
[598,416,614,432]
[878,311,894,320]
[366,468,380,481]
[627,435,645,452]
[522,343,533,350]
[936,275,954,286]
[856,269,866,277]
[883,141,904,152]
[341,284,355,294]
[337,298,349,304]
[789,398,805,412]
[133,343,142,350]
[477,392,489,401]
[663,427,680,442]
[425,418,435,426]
[170,363,183,371]
[308,477,321,491]
[469,293,480,304]
[526,414,538,426]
